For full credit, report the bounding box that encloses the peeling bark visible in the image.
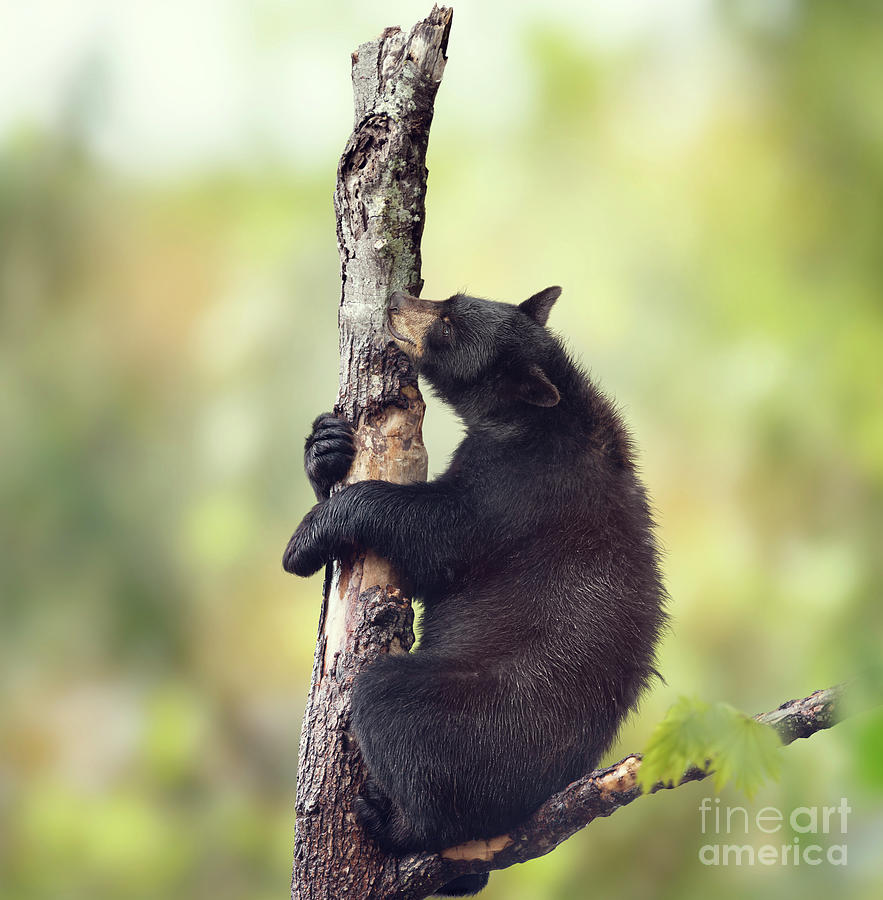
[291,7,452,900]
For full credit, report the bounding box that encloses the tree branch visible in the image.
[393,686,850,899]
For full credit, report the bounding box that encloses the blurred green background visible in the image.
[1,1,882,898]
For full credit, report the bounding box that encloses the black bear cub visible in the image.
[284,287,667,896]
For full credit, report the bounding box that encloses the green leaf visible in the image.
[637,697,782,797]
[637,696,711,791]
[717,710,783,796]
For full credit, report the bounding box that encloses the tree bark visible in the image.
[291,8,452,900]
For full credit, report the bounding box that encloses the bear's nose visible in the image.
[388,290,408,312]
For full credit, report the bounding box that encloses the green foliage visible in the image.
[638,697,783,797]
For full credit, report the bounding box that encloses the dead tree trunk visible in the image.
[291,8,452,899]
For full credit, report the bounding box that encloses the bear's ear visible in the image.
[516,364,561,407]
[519,286,562,326]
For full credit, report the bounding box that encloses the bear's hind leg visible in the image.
[352,776,392,839]
[354,781,491,895]
[352,654,499,851]
[354,783,427,854]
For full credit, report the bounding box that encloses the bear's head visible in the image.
[387,287,563,423]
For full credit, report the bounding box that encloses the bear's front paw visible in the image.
[282,504,331,577]
[304,413,356,499]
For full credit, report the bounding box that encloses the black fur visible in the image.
[431,873,489,896]
[284,289,667,891]
[303,413,356,500]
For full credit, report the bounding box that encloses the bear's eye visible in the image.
[441,318,451,338]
